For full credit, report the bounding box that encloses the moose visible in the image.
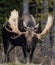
[2,10,54,63]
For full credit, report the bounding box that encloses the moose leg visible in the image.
[5,42,14,62]
[29,47,36,63]
[3,41,9,62]
[22,46,27,63]
[3,45,8,63]
[29,42,36,63]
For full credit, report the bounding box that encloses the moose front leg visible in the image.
[29,42,36,63]
[22,46,27,63]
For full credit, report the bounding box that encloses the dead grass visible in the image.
[0,63,42,65]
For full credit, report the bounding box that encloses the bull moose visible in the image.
[2,10,54,63]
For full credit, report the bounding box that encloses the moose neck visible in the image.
[23,0,29,14]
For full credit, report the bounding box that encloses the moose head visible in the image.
[4,10,54,41]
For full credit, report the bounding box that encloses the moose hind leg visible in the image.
[5,43,14,62]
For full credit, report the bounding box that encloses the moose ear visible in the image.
[34,23,39,31]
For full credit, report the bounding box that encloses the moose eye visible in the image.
[24,26,27,29]
[34,27,37,30]
[34,28,37,31]
[34,27,38,32]
[34,23,39,31]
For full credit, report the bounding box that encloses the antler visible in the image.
[11,32,26,39]
[4,9,26,37]
[35,14,54,40]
